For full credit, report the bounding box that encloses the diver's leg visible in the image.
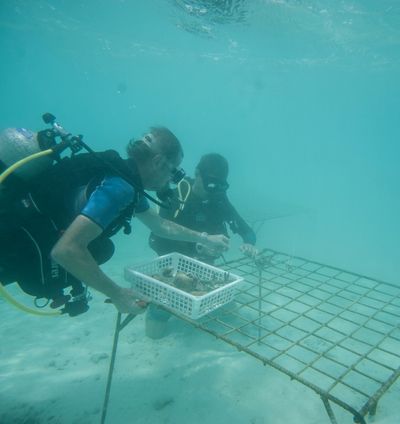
[145,304,171,339]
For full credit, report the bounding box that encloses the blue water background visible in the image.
[1,0,399,282]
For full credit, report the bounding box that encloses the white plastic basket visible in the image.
[124,252,243,319]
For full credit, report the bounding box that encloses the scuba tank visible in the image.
[0,113,88,208]
[0,127,54,180]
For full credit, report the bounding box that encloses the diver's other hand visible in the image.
[110,287,148,314]
[202,233,230,253]
[240,243,258,258]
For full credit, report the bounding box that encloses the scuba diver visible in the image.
[149,153,257,262]
[0,114,229,317]
[146,152,257,338]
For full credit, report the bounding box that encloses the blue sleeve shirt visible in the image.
[80,176,149,230]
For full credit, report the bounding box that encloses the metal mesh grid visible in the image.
[183,249,400,422]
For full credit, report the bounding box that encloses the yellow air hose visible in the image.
[0,148,62,316]
[0,282,61,316]
[0,149,53,184]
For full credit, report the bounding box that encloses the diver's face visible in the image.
[195,170,229,200]
[146,152,183,191]
[193,169,229,200]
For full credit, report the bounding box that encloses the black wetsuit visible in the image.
[149,177,256,263]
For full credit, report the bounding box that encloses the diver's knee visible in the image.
[145,305,171,339]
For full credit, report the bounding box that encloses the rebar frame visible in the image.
[176,248,400,424]
[101,313,137,424]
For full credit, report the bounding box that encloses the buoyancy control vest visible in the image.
[0,149,143,313]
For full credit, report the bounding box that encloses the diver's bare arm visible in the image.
[137,208,229,250]
[51,215,121,299]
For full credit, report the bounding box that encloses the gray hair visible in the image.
[126,126,183,163]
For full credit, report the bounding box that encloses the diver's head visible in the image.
[126,127,184,191]
[194,153,229,199]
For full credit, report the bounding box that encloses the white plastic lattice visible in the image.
[124,253,243,319]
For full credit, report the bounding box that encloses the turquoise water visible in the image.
[1,3,400,423]
[1,1,399,277]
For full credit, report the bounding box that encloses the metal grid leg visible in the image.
[321,396,338,424]
[100,312,136,424]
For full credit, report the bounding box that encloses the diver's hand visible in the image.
[109,287,148,315]
[240,243,258,258]
[202,233,230,254]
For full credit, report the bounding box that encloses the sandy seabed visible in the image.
[1,247,399,424]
